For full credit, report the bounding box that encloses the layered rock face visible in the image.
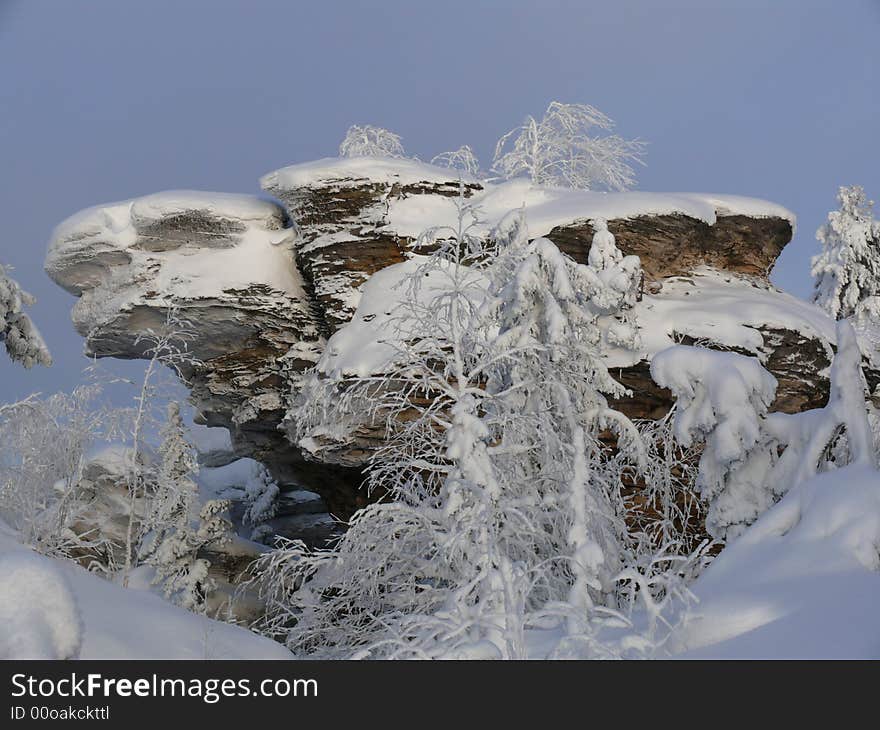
[261,159,797,334]
[47,158,846,535]
[261,158,482,335]
[547,213,793,282]
[45,192,355,523]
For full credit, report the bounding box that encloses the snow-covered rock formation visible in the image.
[261,157,795,334]
[46,192,319,440]
[46,157,861,539]
[45,192,337,499]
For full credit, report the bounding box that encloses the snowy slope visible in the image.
[0,524,291,659]
[670,465,880,659]
[519,464,880,659]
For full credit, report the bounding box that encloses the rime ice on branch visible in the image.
[492,102,646,191]
[339,124,406,159]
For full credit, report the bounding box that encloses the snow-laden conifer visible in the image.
[242,464,280,543]
[139,402,198,563]
[0,263,51,368]
[141,402,232,611]
[812,185,880,320]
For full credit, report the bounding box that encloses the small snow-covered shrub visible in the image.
[628,411,706,556]
[138,402,199,565]
[0,552,83,659]
[151,499,233,612]
[138,402,232,612]
[492,101,646,191]
[339,124,406,159]
[652,320,876,540]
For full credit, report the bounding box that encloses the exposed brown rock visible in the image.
[262,174,480,334]
[610,325,833,426]
[546,214,793,283]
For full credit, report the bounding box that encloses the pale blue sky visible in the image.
[1,0,877,403]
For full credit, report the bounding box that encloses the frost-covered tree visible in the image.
[242,464,279,543]
[812,185,880,320]
[339,124,406,158]
[253,177,696,657]
[588,218,623,270]
[0,263,51,368]
[585,218,642,349]
[151,531,212,612]
[263,175,523,658]
[652,319,876,540]
[431,145,480,176]
[151,499,233,612]
[117,306,201,583]
[0,386,125,562]
[483,232,647,643]
[138,402,199,563]
[139,403,233,611]
[492,102,646,191]
[651,346,779,539]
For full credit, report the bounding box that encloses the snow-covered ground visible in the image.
[0,521,290,660]
[670,465,880,659]
[4,462,878,659]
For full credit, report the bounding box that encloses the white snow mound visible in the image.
[0,524,291,659]
[671,465,880,658]
[0,551,83,659]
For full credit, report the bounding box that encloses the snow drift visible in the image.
[0,523,290,659]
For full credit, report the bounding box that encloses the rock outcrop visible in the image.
[261,158,482,335]
[46,193,319,435]
[547,214,792,282]
[47,158,850,536]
